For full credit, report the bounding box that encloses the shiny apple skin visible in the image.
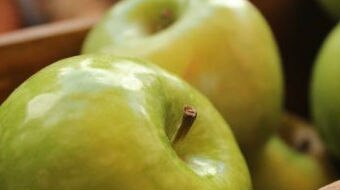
[82,0,284,151]
[0,55,251,190]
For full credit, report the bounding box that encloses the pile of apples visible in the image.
[0,0,340,189]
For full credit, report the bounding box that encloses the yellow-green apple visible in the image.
[311,23,340,160]
[249,114,336,190]
[279,113,328,158]
[317,0,340,19]
[82,0,284,152]
[250,136,334,190]
[0,55,251,189]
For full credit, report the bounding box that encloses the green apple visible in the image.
[81,0,284,152]
[311,23,340,160]
[250,136,335,190]
[279,113,329,158]
[317,0,340,20]
[0,55,251,189]
[249,114,336,190]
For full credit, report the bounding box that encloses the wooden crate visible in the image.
[0,16,100,103]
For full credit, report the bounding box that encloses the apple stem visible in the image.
[161,9,172,19]
[172,105,197,144]
[155,9,174,32]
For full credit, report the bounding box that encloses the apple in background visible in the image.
[249,113,336,190]
[311,23,340,161]
[279,113,328,159]
[317,0,340,20]
[250,114,336,190]
[82,0,283,153]
[0,55,251,189]
[250,135,335,190]
[278,113,336,176]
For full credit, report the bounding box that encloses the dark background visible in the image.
[251,0,337,119]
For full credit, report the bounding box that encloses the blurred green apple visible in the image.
[0,55,251,189]
[82,0,283,152]
[317,0,340,20]
[279,113,329,158]
[250,135,334,190]
[249,113,336,190]
[311,23,340,160]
